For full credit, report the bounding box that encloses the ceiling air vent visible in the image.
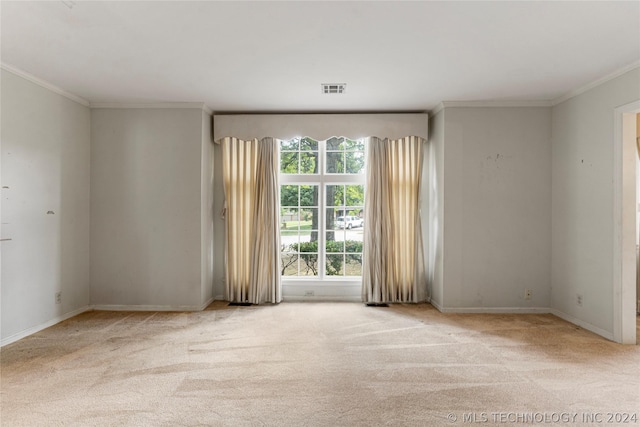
[321,83,346,94]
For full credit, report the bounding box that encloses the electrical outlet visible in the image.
[525,289,532,300]
[577,294,583,307]
[304,290,314,297]
[55,292,62,304]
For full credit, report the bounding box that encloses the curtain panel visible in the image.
[221,137,281,304]
[362,136,427,303]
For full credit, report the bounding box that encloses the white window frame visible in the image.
[279,139,366,299]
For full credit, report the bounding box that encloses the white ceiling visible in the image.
[2,1,639,112]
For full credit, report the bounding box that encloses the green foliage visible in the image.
[280,185,318,208]
[326,185,364,208]
[345,240,363,253]
[345,185,364,206]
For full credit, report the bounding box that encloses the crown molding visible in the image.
[551,60,640,106]
[1,62,90,107]
[430,100,551,115]
[91,101,213,114]
[443,100,553,109]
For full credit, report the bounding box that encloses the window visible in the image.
[280,137,365,280]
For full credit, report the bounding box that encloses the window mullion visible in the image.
[319,184,325,280]
[318,139,326,280]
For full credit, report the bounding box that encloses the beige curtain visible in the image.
[222,137,281,304]
[362,136,426,303]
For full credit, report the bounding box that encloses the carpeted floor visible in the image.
[1,302,638,426]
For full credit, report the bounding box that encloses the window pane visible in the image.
[300,137,318,151]
[346,208,364,219]
[299,233,315,244]
[300,152,318,174]
[299,185,318,206]
[326,234,344,252]
[345,239,363,253]
[280,231,298,251]
[281,253,299,276]
[345,139,365,151]
[345,185,364,206]
[300,253,318,276]
[280,152,299,173]
[326,254,344,276]
[280,139,299,151]
[281,185,298,206]
[346,152,365,174]
[299,208,317,230]
[281,208,299,229]
[326,152,344,174]
[325,208,337,229]
[346,254,362,276]
[326,185,344,207]
[326,137,345,151]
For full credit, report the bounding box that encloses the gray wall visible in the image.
[1,69,91,343]
[435,107,552,310]
[551,68,640,334]
[90,108,209,308]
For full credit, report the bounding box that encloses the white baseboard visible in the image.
[433,305,551,314]
[428,302,616,342]
[2,298,220,347]
[199,297,215,310]
[92,303,209,312]
[1,306,92,347]
[430,299,444,311]
[549,308,615,341]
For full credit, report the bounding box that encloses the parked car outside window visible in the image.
[335,216,364,229]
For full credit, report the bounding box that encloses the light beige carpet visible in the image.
[1,302,638,426]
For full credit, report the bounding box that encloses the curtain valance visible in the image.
[213,113,428,142]
[214,135,427,145]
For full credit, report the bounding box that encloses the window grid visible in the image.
[325,184,364,277]
[280,185,319,277]
[280,137,366,280]
[280,137,319,175]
